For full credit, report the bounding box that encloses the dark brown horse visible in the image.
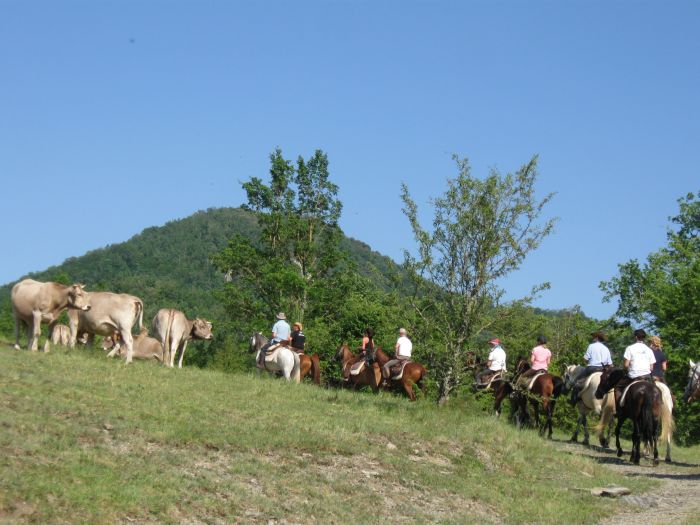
[336,344,382,393]
[374,348,427,401]
[512,358,564,438]
[594,367,673,465]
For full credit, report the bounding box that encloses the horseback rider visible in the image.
[618,328,656,388]
[569,331,613,405]
[257,312,291,368]
[382,327,412,382]
[516,336,551,388]
[476,338,507,385]
[649,335,668,384]
[360,328,376,365]
[290,322,305,353]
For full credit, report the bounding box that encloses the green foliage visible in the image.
[600,191,700,444]
[401,155,557,402]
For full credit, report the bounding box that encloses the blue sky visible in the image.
[1,1,698,319]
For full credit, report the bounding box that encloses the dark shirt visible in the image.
[291,330,305,350]
[651,348,667,378]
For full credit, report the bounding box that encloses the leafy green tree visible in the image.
[212,148,343,324]
[600,191,700,444]
[401,155,556,404]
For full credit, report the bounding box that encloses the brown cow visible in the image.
[11,279,90,352]
[152,308,213,368]
[109,328,163,362]
[68,291,144,364]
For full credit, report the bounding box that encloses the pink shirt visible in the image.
[530,345,551,371]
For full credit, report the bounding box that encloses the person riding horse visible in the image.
[257,312,291,369]
[290,322,305,353]
[614,328,656,392]
[382,328,412,382]
[649,335,668,384]
[360,328,376,364]
[515,336,551,389]
[568,331,613,405]
[476,338,507,386]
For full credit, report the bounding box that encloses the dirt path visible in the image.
[554,440,700,525]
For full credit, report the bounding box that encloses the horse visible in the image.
[335,343,382,393]
[594,367,673,465]
[563,365,614,446]
[511,358,564,438]
[249,333,301,383]
[683,359,700,403]
[374,347,427,401]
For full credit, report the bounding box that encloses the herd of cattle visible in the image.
[10,279,213,367]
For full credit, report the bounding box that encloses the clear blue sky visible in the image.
[1,1,698,319]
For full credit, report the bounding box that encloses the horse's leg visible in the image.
[582,413,590,446]
[571,408,582,442]
[615,415,625,457]
[546,398,554,439]
[403,379,416,401]
[631,417,640,464]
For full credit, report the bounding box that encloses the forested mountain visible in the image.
[0,207,400,331]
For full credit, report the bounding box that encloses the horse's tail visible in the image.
[640,386,657,449]
[311,353,321,385]
[163,309,175,367]
[658,384,675,445]
[594,391,616,436]
[291,350,301,384]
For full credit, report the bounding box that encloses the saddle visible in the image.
[619,379,648,407]
[476,370,504,389]
[264,342,284,362]
[350,360,372,376]
[518,369,546,391]
[389,360,411,380]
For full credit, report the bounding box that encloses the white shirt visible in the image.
[583,341,613,367]
[488,345,507,371]
[624,341,656,379]
[396,336,412,358]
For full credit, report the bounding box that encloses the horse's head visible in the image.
[514,356,529,375]
[249,332,267,354]
[336,344,351,362]
[683,359,700,403]
[594,367,625,399]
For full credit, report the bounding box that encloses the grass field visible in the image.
[0,342,661,524]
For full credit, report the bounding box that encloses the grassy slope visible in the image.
[0,343,655,525]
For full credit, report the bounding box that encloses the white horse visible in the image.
[250,332,300,383]
[564,365,613,446]
[683,359,700,403]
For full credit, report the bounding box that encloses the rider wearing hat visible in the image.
[476,338,507,385]
[257,312,291,368]
[382,328,413,381]
[569,331,613,405]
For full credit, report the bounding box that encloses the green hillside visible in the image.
[0,343,654,524]
[0,207,400,333]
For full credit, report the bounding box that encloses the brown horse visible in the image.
[336,344,382,393]
[594,367,672,465]
[512,358,564,438]
[374,348,427,401]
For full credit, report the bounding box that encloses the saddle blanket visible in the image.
[525,370,546,391]
[264,343,283,362]
[619,379,646,407]
[390,360,411,380]
[583,371,602,391]
[350,360,366,375]
[477,370,504,389]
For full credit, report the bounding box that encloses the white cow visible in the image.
[11,279,90,352]
[68,291,144,364]
[152,308,213,368]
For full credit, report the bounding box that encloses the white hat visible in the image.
[276,312,286,320]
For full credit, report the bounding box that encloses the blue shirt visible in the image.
[583,341,613,367]
[272,320,291,342]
